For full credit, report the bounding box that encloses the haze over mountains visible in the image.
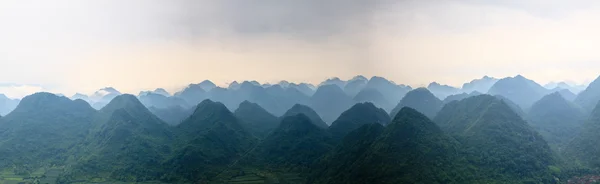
[1,74,600,183]
[1,75,589,119]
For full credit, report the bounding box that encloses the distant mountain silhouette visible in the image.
[353,88,394,111]
[149,105,194,126]
[549,88,577,101]
[153,88,171,96]
[328,102,391,141]
[205,87,237,110]
[343,75,368,97]
[138,92,189,109]
[427,82,460,99]
[545,81,587,94]
[228,81,241,90]
[443,91,482,104]
[288,83,315,96]
[70,93,91,103]
[264,84,310,116]
[90,87,122,109]
[575,75,600,113]
[174,83,207,106]
[309,84,356,124]
[390,88,442,119]
[198,80,217,91]
[363,76,412,105]
[318,77,346,89]
[461,76,498,93]
[0,94,20,116]
[488,75,549,110]
[234,81,284,116]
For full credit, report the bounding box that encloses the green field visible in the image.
[219,168,305,184]
[0,167,64,184]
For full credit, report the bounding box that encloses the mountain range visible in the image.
[1,75,600,183]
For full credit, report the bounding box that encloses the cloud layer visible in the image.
[0,0,599,95]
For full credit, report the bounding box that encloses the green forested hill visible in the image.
[0,92,97,174]
[251,114,334,172]
[312,107,469,184]
[1,86,597,184]
[65,94,175,182]
[311,123,384,183]
[565,102,600,169]
[165,99,257,182]
[328,102,390,141]
[234,100,280,138]
[527,92,586,150]
[434,95,555,182]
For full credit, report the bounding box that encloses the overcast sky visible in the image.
[1,0,599,98]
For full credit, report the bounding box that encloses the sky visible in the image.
[1,0,600,98]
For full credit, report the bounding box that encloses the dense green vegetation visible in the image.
[165,99,257,182]
[435,95,555,182]
[328,102,390,141]
[249,114,334,172]
[313,107,470,184]
[565,102,600,169]
[0,93,97,174]
[311,123,384,183]
[3,74,600,184]
[527,92,586,151]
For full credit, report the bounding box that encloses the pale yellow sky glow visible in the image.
[1,0,600,98]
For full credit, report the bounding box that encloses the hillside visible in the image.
[165,99,257,182]
[564,102,600,169]
[312,107,468,184]
[434,95,555,182]
[328,102,391,141]
[0,92,97,174]
[527,92,586,150]
[251,114,334,172]
[234,100,280,138]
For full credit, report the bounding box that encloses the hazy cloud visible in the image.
[0,0,599,95]
[0,84,46,99]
